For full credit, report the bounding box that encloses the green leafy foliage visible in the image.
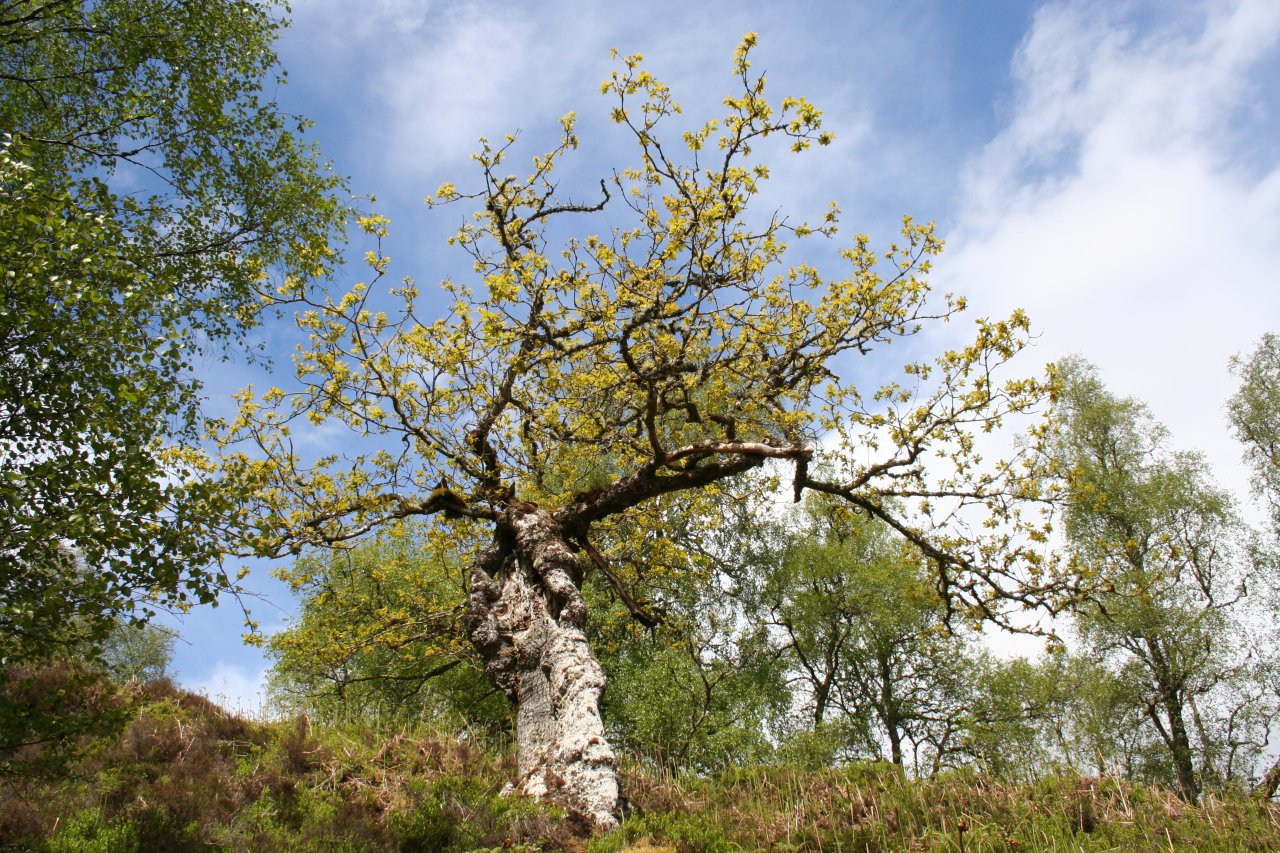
[579,490,789,774]
[267,526,509,735]
[1046,357,1262,802]
[601,623,785,774]
[965,652,1157,784]
[759,495,976,772]
[1228,334,1280,799]
[0,0,347,667]
[98,622,174,685]
[1230,334,1280,534]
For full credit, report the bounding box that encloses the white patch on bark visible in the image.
[482,511,619,830]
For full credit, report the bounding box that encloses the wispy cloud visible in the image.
[310,2,619,182]
[286,0,436,49]
[947,0,1280,501]
[283,1,917,194]
[188,661,271,719]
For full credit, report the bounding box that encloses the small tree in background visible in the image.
[1228,333,1280,800]
[759,495,976,773]
[1048,357,1259,802]
[99,622,174,684]
[965,652,1156,783]
[266,525,509,734]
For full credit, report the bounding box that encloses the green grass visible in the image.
[0,678,571,851]
[2,678,1277,851]
[599,764,1280,852]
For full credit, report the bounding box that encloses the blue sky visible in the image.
[170,0,1280,711]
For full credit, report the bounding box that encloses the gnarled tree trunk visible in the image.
[457,446,806,828]
[464,508,620,830]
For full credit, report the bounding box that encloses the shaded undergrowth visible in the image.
[2,678,1277,851]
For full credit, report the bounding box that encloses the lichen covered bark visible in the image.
[464,509,619,830]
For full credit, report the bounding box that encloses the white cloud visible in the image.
[289,0,903,193]
[374,8,541,174]
[287,0,436,48]
[946,0,1280,506]
[187,661,271,719]
[353,2,622,180]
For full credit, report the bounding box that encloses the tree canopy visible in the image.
[1229,333,1280,535]
[1047,357,1266,802]
[215,36,1055,827]
[0,0,346,663]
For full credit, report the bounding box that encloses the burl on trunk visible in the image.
[463,507,621,830]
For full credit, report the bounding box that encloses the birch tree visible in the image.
[1050,357,1252,803]
[1229,333,1280,800]
[757,496,975,772]
[0,0,345,664]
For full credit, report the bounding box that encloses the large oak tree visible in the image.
[218,38,1054,828]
